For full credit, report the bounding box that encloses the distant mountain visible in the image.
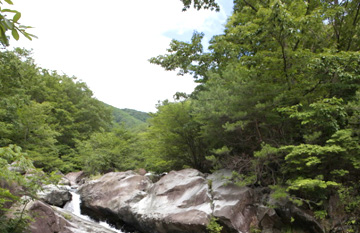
[121,108,151,123]
[104,103,150,130]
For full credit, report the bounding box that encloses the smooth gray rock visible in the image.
[37,184,71,207]
[132,169,211,233]
[78,168,326,233]
[208,170,257,232]
[79,171,152,231]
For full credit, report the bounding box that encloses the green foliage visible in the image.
[314,210,327,220]
[77,126,136,175]
[269,185,289,201]
[61,213,72,221]
[121,108,150,123]
[278,97,348,144]
[0,49,112,172]
[151,0,360,227]
[228,171,257,188]
[150,32,211,83]
[250,226,261,233]
[180,0,219,12]
[206,216,223,233]
[146,100,209,171]
[287,178,338,192]
[338,184,360,222]
[0,0,37,46]
[0,145,50,232]
[106,104,149,131]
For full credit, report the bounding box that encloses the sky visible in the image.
[9,0,233,113]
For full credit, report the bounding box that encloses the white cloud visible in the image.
[10,0,229,112]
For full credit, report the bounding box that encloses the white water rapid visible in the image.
[63,190,124,233]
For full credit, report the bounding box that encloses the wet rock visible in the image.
[37,184,71,207]
[27,200,120,233]
[65,171,86,187]
[28,200,72,233]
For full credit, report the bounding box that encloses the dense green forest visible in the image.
[107,104,150,130]
[0,47,152,173]
[1,0,360,232]
[149,0,360,230]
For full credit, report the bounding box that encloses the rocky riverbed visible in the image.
[23,168,335,233]
[76,169,325,233]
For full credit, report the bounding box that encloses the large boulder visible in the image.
[37,184,71,207]
[28,201,72,233]
[79,170,152,230]
[132,168,211,233]
[78,168,326,233]
[27,200,120,233]
[79,169,230,232]
[208,170,258,232]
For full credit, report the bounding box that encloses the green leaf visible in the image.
[22,32,37,40]
[11,28,19,40]
[19,25,34,29]
[1,8,18,13]
[3,0,14,5]
[13,12,21,22]
[3,18,13,29]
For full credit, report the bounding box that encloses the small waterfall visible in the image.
[64,189,124,233]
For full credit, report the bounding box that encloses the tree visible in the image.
[180,0,219,11]
[147,100,209,171]
[76,126,135,175]
[151,0,360,228]
[14,101,62,171]
[152,0,360,155]
[0,48,113,172]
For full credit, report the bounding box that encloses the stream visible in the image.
[63,189,124,233]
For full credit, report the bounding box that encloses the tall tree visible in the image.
[151,0,360,228]
[147,100,209,171]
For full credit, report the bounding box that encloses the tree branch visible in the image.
[243,0,258,12]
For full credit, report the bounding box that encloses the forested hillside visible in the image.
[0,48,113,171]
[106,104,150,130]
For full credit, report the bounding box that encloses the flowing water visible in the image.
[63,189,124,233]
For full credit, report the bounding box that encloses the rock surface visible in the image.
[78,168,325,233]
[79,170,152,231]
[28,200,119,233]
[133,169,211,233]
[37,184,71,207]
[65,171,86,187]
